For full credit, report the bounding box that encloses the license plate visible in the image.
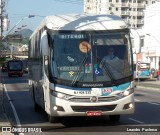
[86,111,102,116]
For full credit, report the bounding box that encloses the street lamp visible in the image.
[145,33,160,56]
[2,15,35,40]
[146,34,160,44]
[145,33,160,75]
[1,15,35,58]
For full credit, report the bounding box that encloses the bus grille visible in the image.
[71,105,117,112]
[68,96,121,103]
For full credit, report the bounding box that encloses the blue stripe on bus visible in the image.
[101,82,130,96]
[139,70,150,76]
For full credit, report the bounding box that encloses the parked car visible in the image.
[151,68,158,78]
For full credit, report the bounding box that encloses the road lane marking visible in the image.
[135,99,141,102]
[135,86,160,92]
[128,118,144,124]
[137,92,148,95]
[3,84,24,135]
[148,102,160,106]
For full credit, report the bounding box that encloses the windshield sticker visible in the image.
[102,88,113,96]
[67,56,74,62]
[79,41,91,53]
[94,64,102,76]
[59,66,80,71]
[59,34,85,39]
[92,88,101,96]
[69,71,74,77]
[94,68,100,75]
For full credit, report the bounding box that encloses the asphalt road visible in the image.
[2,72,160,135]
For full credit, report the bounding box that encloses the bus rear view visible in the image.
[7,60,23,77]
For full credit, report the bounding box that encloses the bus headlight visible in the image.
[57,93,65,98]
[50,90,71,100]
[123,88,134,97]
[123,90,130,96]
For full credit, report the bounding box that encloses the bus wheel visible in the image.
[8,74,12,77]
[32,86,41,112]
[109,115,120,122]
[48,115,58,123]
[34,102,41,112]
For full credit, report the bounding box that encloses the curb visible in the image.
[0,83,11,124]
[0,73,13,135]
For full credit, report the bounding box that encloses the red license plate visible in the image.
[86,111,102,116]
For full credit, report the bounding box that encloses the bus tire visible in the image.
[34,102,42,112]
[8,74,12,77]
[109,115,120,122]
[32,86,41,112]
[48,115,58,123]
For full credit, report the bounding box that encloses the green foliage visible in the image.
[21,38,29,44]
[0,57,12,65]
[9,38,29,44]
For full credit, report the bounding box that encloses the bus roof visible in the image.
[31,14,128,37]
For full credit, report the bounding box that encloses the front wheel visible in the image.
[8,74,12,77]
[48,115,58,123]
[34,102,42,112]
[109,115,120,122]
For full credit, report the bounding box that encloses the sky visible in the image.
[5,0,84,33]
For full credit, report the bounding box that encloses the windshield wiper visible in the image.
[98,57,118,86]
[71,56,88,86]
[105,62,125,77]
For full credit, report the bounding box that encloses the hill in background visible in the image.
[15,29,33,38]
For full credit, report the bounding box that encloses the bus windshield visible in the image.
[49,30,133,87]
[140,63,150,70]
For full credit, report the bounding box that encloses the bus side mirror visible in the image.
[130,29,141,54]
[41,30,49,56]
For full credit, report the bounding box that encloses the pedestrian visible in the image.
[158,70,160,80]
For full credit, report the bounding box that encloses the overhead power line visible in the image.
[52,0,84,5]
[52,0,140,7]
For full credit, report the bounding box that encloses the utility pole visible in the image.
[0,0,7,57]
[0,0,5,37]
[0,0,4,57]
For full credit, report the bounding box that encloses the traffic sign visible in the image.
[137,62,141,66]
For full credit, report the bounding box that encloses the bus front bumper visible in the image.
[49,93,135,117]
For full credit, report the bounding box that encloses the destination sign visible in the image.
[59,34,85,39]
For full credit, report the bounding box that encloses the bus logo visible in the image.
[103,88,112,94]
[90,96,98,102]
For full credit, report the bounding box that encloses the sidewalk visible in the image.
[0,71,13,134]
[135,78,160,90]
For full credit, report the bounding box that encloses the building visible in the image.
[84,0,156,28]
[143,1,160,71]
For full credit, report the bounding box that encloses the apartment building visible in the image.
[143,2,160,71]
[84,0,156,28]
